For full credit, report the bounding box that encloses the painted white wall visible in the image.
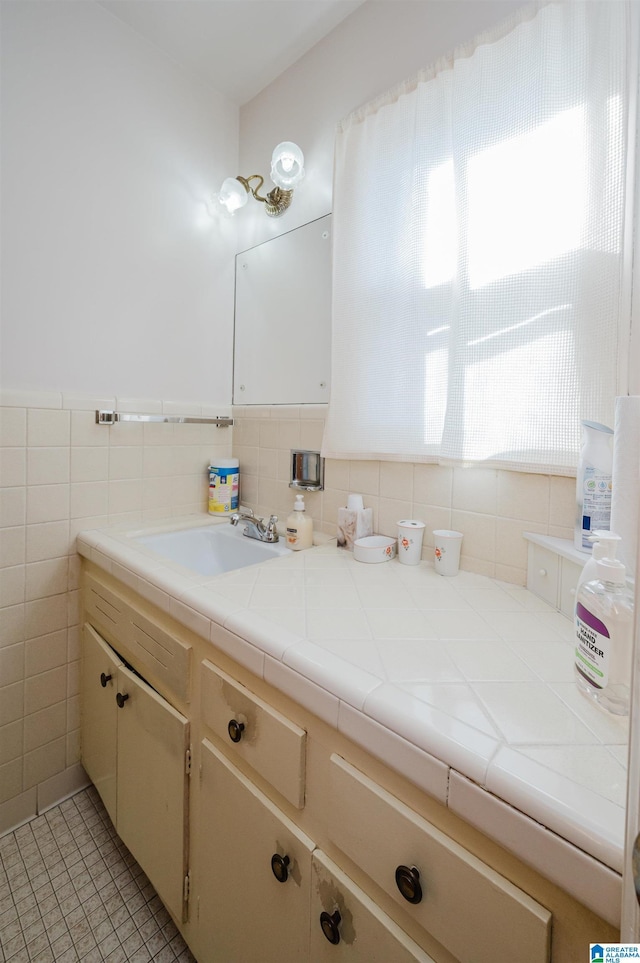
[237,0,524,253]
[1,1,238,404]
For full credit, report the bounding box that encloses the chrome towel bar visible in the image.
[96,410,233,427]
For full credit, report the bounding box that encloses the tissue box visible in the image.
[337,507,373,550]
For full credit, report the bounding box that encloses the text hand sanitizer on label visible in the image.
[574,533,632,716]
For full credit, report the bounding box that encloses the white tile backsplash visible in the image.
[231,405,575,584]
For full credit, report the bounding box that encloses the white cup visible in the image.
[433,529,463,576]
[397,520,425,565]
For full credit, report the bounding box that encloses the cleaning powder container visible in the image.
[208,458,239,514]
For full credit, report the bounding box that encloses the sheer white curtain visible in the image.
[322,1,632,474]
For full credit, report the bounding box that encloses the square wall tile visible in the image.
[71,447,109,482]
[27,410,70,448]
[27,448,70,486]
[380,462,413,502]
[453,467,498,515]
[26,520,71,562]
[0,408,27,447]
[349,461,380,497]
[24,666,67,714]
[413,464,452,507]
[23,736,66,790]
[497,471,550,524]
[26,485,70,524]
[0,527,25,569]
[1,449,26,488]
[25,558,69,602]
[0,720,23,766]
[0,488,26,528]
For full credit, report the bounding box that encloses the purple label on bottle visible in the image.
[576,601,610,638]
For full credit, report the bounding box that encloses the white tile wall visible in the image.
[232,404,575,584]
[0,391,232,835]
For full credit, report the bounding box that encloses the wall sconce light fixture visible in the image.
[217,142,305,218]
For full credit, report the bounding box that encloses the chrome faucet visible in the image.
[230,508,279,543]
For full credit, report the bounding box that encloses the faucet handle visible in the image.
[267,514,278,533]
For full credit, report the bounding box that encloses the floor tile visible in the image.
[0,788,196,963]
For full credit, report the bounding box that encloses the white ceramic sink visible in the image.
[135,522,292,576]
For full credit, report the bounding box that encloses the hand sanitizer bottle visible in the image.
[574,535,633,715]
[286,494,313,551]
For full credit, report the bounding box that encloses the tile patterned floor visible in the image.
[0,787,196,963]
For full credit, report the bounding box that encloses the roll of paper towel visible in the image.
[610,395,640,580]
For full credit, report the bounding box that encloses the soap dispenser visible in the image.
[286,494,313,550]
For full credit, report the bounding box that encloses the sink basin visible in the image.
[134,522,292,576]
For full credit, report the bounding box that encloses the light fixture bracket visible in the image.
[236,175,293,217]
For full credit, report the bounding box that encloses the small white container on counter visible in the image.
[397,520,425,565]
[353,535,396,564]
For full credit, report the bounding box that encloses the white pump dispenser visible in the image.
[286,494,313,551]
[575,530,621,599]
[574,531,633,715]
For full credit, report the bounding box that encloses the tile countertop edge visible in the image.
[75,523,625,900]
[486,745,625,874]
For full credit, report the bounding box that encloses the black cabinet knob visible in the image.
[395,865,423,904]
[320,910,341,945]
[100,672,112,687]
[270,854,290,883]
[227,719,245,743]
[116,692,129,708]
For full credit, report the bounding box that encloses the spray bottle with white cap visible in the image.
[574,531,633,715]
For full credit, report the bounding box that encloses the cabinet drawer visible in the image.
[84,574,127,646]
[526,545,559,607]
[328,755,551,963]
[200,660,306,809]
[128,609,191,704]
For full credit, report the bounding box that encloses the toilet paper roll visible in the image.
[610,395,640,579]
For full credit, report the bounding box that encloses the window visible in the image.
[322,1,635,474]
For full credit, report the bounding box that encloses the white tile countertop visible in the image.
[76,514,627,926]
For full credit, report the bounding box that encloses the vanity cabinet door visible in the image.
[116,663,190,925]
[195,738,314,963]
[81,623,122,825]
[310,850,436,963]
[81,622,190,925]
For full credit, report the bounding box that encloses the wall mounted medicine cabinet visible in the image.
[233,213,332,405]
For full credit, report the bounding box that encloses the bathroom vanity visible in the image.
[78,517,622,962]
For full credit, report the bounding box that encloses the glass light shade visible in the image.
[217,177,248,214]
[271,142,305,189]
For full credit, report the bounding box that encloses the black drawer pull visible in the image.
[100,672,112,687]
[116,692,129,708]
[227,719,245,743]
[270,854,290,883]
[395,865,423,904]
[320,910,341,945]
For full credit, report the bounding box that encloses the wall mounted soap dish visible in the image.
[290,449,324,491]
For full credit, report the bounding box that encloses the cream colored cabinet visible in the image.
[310,850,436,962]
[328,755,551,963]
[194,739,314,963]
[81,623,190,924]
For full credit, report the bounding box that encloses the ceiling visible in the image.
[96,0,365,105]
